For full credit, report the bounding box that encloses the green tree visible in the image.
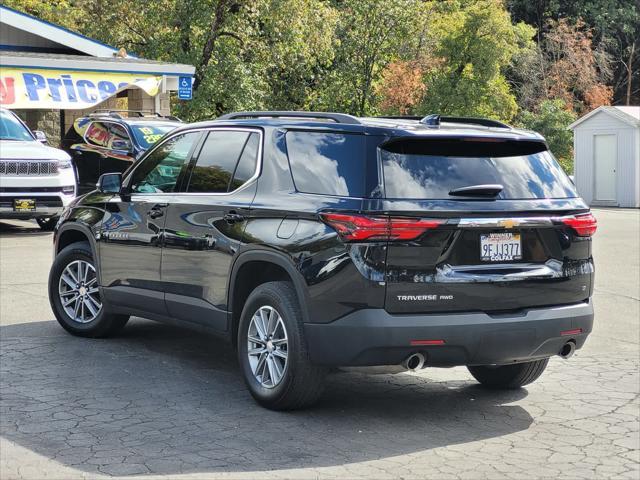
[517,99,577,172]
[419,0,535,123]
[5,0,338,120]
[507,0,640,105]
[313,0,425,116]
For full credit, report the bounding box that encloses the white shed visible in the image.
[569,106,640,208]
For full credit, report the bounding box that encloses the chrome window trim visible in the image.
[125,126,263,198]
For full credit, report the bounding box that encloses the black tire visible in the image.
[468,358,549,389]
[36,216,58,231]
[237,281,326,410]
[49,241,129,338]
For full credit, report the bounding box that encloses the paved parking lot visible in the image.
[0,208,638,480]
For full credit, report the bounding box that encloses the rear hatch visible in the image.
[370,136,595,314]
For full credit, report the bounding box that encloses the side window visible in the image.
[187,130,259,193]
[107,123,132,151]
[285,131,366,197]
[129,132,200,194]
[230,133,260,190]
[85,122,109,147]
[85,122,131,151]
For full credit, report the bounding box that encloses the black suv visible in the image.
[48,111,595,410]
[61,110,182,194]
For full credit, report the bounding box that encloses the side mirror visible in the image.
[97,173,122,194]
[33,130,48,144]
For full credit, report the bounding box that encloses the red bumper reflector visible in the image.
[560,328,583,336]
[410,339,445,346]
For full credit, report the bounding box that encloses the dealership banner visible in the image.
[0,68,162,109]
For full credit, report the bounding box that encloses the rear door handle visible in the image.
[147,203,168,219]
[223,212,245,224]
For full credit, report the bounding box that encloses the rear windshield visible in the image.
[381,139,577,200]
[286,131,366,197]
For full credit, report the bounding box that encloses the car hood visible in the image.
[0,140,71,161]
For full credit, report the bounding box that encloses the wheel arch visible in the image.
[228,249,310,346]
[56,223,101,282]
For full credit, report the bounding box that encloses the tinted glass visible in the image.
[381,148,577,200]
[230,133,260,191]
[130,132,200,193]
[286,131,366,197]
[0,110,34,141]
[85,122,131,150]
[187,130,250,193]
[131,123,179,149]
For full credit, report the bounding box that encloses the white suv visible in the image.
[0,108,76,230]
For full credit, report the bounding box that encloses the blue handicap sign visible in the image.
[178,76,192,100]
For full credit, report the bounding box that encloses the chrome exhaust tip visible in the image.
[403,353,426,371]
[559,341,576,359]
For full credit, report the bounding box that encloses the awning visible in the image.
[0,52,195,109]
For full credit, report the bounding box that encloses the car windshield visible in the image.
[130,123,179,150]
[0,110,34,141]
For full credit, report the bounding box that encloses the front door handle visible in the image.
[147,203,167,219]
[223,212,245,224]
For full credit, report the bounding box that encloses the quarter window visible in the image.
[130,132,200,194]
[187,130,260,193]
[285,131,366,197]
[85,122,131,151]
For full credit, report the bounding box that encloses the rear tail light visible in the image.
[320,213,444,241]
[559,213,597,237]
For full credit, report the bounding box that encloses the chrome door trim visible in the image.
[455,217,554,228]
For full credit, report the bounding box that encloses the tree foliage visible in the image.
[4,0,636,165]
[311,0,425,116]
[507,0,639,105]
[417,0,535,122]
[518,99,577,172]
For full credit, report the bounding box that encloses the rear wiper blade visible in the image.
[449,184,504,197]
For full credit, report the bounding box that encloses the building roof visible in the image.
[0,5,124,58]
[569,106,640,130]
[0,51,195,76]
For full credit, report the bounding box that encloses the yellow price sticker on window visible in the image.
[144,134,163,144]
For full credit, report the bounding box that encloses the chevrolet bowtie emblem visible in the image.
[498,219,519,229]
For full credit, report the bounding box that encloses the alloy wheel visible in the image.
[58,260,102,323]
[247,306,289,388]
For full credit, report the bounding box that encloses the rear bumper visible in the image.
[304,301,593,367]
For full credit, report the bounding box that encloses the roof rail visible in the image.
[419,114,511,129]
[89,110,181,122]
[217,111,362,125]
[376,115,423,121]
[90,109,149,118]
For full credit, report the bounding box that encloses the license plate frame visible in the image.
[480,232,522,262]
[13,198,36,212]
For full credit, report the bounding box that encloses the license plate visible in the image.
[480,232,522,262]
[13,198,36,212]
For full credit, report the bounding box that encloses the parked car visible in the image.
[0,108,76,230]
[61,110,182,194]
[48,111,596,410]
